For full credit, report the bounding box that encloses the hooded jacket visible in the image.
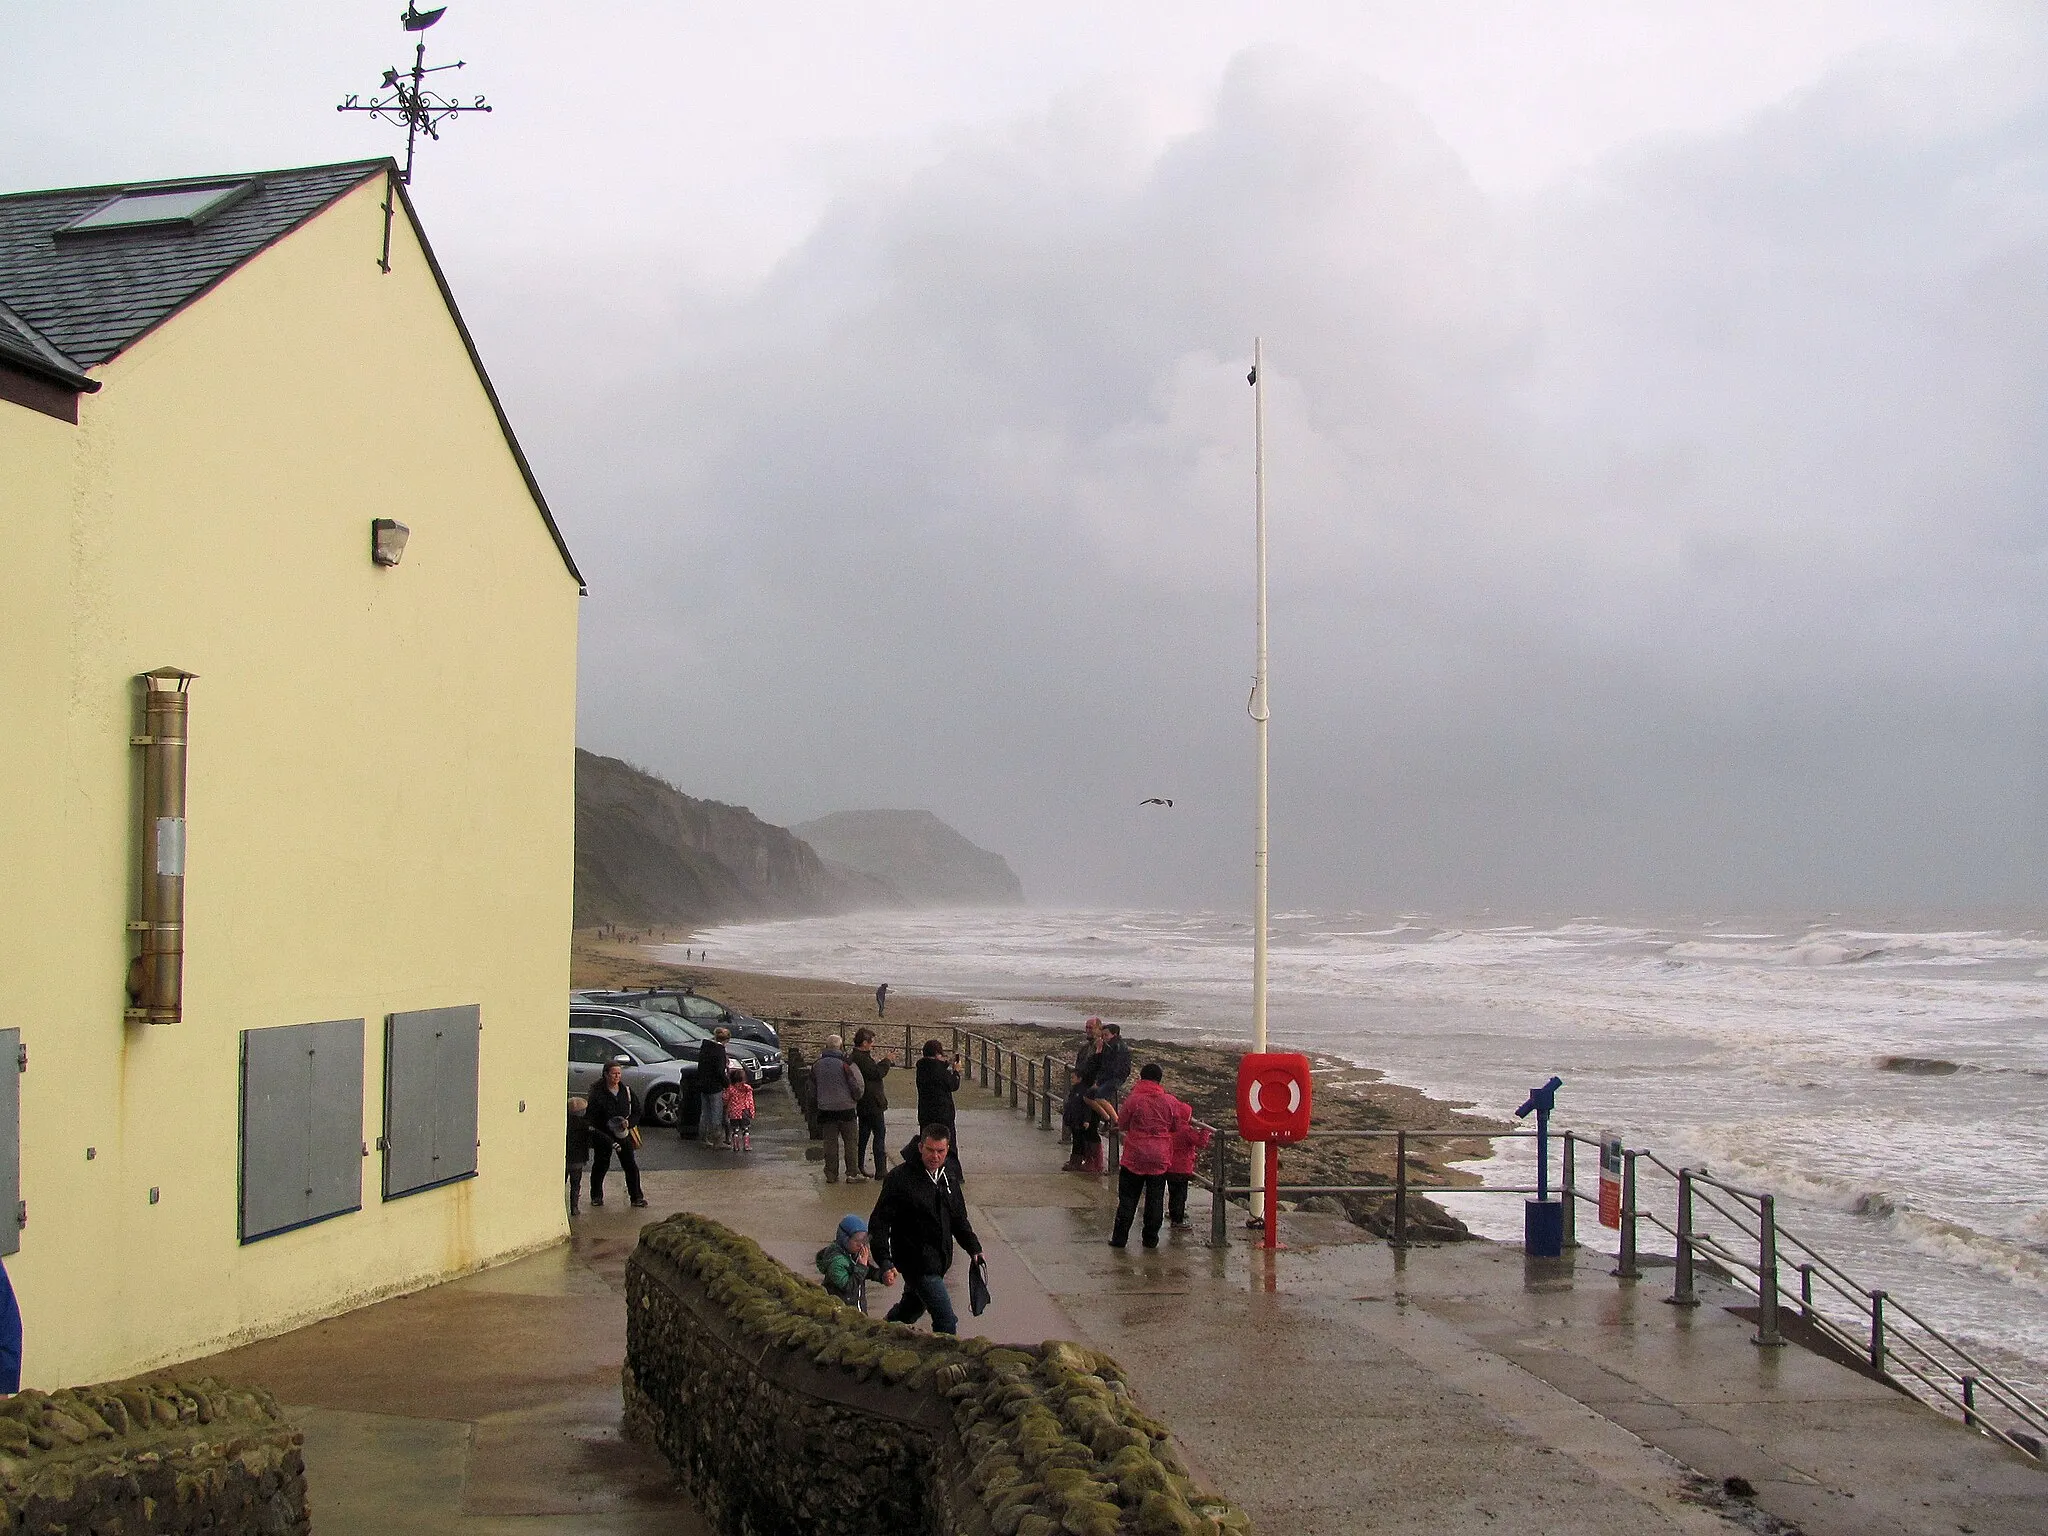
[868,1152,981,1278]
[1167,1111,1212,1177]
[1115,1079,1186,1176]
[817,1218,884,1311]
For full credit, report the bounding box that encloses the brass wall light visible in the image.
[370,519,410,567]
[128,668,194,1024]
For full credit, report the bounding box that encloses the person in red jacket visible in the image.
[1108,1063,1188,1249]
[1165,1099,1211,1229]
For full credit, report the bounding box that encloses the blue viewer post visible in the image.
[1516,1076,1565,1258]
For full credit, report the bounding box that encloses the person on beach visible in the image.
[1166,1098,1212,1229]
[585,1057,648,1208]
[1109,1063,1185,1249]
[566,1094,591,1215]
[816,1213,894,1314]
[696,1027,731,1145]
[722,1066,756,1152]
[1062,1018,1106,1173]
[875,982,888,1018]
[814,1033,867,1183]
[851,1028,893,1180]
[914,1038,962,1153]
[869,1125,985,1336]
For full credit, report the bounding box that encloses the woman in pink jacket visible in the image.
[1108,1064,1191,1249]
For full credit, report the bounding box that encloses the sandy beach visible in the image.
[573,930,1506,1238]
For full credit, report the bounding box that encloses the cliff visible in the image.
[573,751,894,928]
[791,808,1025,907]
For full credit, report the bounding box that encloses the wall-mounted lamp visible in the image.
[370,519,410,567]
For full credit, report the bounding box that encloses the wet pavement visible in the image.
[173,1068,2045,1535]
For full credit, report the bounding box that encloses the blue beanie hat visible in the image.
[837,1214,867,1239]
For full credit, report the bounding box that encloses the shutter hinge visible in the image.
[129,735,156,747]
[15,1044,24,1073]
[15,1200,24,1230]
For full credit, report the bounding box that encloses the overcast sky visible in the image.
[10,3,2048,915]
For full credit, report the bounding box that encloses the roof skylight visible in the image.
[61,182,253,236]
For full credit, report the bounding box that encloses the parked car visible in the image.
[582,987,780,1049]
[568,1025,691,1130]
[572,1001,782,1087]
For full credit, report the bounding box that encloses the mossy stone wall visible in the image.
[624,1213,1250,1536]
[0,1377,307,1534]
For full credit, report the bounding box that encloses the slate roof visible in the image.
[0,161,384,369]
[0,160,585,591]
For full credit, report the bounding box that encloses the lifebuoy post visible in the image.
[1236,1052,1313,1251]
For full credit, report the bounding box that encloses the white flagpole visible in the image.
[1250,338,1270,1205]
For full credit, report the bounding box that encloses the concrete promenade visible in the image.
[182,1071,2045,1534]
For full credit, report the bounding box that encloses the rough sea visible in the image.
[671,908,2048,1394]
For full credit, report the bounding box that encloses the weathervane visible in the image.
[337,4,492,271]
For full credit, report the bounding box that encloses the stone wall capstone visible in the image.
[624,1212,1252,1536]
[0,1377,308,1534]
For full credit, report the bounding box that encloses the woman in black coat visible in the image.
[584,1057,648,1208]
[914,1039,961,1149]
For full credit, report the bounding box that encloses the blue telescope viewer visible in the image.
[1515,1075,1565,1257]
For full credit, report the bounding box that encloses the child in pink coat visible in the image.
[1166,1103,1212,1229]
[722,1067,757,1152]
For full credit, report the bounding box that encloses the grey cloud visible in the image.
[513,41,2048,915]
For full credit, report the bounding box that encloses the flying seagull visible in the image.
[1140,798,1174,808]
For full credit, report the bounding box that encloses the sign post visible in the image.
[1598,1131,1624,1230]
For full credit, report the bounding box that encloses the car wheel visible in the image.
[645,1084,682,1128]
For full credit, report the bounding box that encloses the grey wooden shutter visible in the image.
[239,1019,365,1242]
[382,1005,481,1199]
[0,1030,19,1258]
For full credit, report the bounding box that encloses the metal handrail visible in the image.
[1580,1130,2048,1458]
[940,1025,2047,1459]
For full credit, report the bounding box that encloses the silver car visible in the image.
[568,1026,690,1130]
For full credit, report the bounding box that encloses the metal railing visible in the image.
[1588,1134,2048,1461]
[937,1025,2047,1461]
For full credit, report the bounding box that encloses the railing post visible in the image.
[904,1022,913,1063]
[951,1025,960,1060]
[1209,1129,1229,1248]
[1670,1168,1699,1306]
[1613,1151,1641,1279]
[1561,1133,1577,1250]
[1961,1374,1977,1429]
[1042,1057,1054,1129]
[1009,1051,1019,1109]
[993,1043,1003,1095]
[1393,1130,1409,1250]
[1799,1263,1814,1323]
[1026,1059,1036,1117]
[1869,1289,1888,1372]
[1107,1122,1122,1172]
[979,1037,990,1090]
[1755,1194,1784,1347]
[1059,1065,1073,1143]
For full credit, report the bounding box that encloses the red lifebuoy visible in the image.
[1235,1052,1313,1143]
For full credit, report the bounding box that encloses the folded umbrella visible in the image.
[968,1255,992,1318]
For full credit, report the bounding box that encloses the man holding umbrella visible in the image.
[868,1124,985,1335]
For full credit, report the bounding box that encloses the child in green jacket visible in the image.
[816,1213,893,1314]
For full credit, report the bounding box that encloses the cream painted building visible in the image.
[0,161,583,1386]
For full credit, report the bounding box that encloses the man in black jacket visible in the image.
[868,1125,983,1335]
[696,1028,730,1145]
